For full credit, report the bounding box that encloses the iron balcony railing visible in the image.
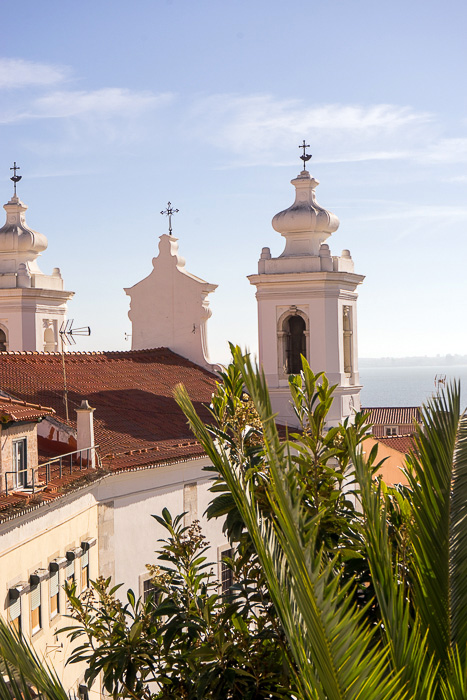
[4,445,100,497]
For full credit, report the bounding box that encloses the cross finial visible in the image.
[299,140,312,171]
[10,162,22,195]
[160,201,179,235]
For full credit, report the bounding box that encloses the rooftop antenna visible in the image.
[299,140,312,171]
[59,320,91,421]
[160,201,179,235]
[10,162,22,195]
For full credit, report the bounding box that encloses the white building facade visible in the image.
[249,166,364,427]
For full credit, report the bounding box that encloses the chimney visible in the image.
[75,399,96,468]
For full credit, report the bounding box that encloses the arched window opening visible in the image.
[44,327,56,352]
[0,329,7,352]
[285,315,306,374]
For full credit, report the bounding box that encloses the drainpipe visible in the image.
[75,400,96,468]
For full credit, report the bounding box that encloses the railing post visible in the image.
[32,469,35,495]
[5,474,8,497]
[59,457,62,479]
[80,450,83,471]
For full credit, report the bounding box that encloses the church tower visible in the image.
[248,147,364,427]
[125,202,218,370]
[0,166,74,352]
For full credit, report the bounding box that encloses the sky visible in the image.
[1,0,466,364]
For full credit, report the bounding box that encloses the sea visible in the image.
[359,365,467,410]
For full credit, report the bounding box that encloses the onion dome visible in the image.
[272,170,340,257]
[0,194,48,269]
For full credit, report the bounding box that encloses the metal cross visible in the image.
[299,141,312,170]
[10,162,22,195]
[160,201,179,235]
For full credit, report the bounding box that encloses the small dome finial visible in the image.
[9,162,22,196]
[299,140,312,171]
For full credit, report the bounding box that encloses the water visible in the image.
[359,365,467,410]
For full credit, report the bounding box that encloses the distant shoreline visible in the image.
[360,355,467,368]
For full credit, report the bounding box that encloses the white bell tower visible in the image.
[248,152,364,427]
[0,166,74,352]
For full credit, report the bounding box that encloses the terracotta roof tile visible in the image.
[0,396,55,422]
[374,434,417,454]
[0,347,216,464]
[0,348,217,522]
[362,406,421,426]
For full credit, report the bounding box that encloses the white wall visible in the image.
[94,457,227,597]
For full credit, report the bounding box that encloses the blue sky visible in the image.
[1,0,466,363]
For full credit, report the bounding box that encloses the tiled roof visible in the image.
[0,348,216,464]
[0,396,55,422]
[374,434,416,455]
[363,406,421,426]
[0,348,218,522]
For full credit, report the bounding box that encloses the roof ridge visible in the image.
[0,396,55,413]
[362,406,421,410]
[0,347,171,357]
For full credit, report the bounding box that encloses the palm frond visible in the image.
[175,349,405,700]
[404,382,461,667]
[348,435,438,700]
[0,617,68,700]
[449,409,467,657]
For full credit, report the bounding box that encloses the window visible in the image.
[65,559,74,585]
[43,326,55,352]
[30,585,41,634]
[221,549,234,596]
[143,578,158,603]
[13,438,28,489]
[385,426,398,436]
[9,594,21,634]
[81,551,89,590]
[50,570,59,618]
[285,315,306,374]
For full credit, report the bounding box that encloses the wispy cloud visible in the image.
[358,204,467,222]
[0,58,68,89]
[423,138,467,164]
[29,88,172,119]
[0,88,174,151]
[187,94,432,164]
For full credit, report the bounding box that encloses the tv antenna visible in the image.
[59,320,91,421]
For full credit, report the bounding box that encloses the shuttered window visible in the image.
[30,585,41,634]
[9,596,21,620]
[31,585,40,610]
[81,551,89,590]
[9,595,21,633]
[221,549,234,596]
[50,570,59,618]
[66,560,74,583]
